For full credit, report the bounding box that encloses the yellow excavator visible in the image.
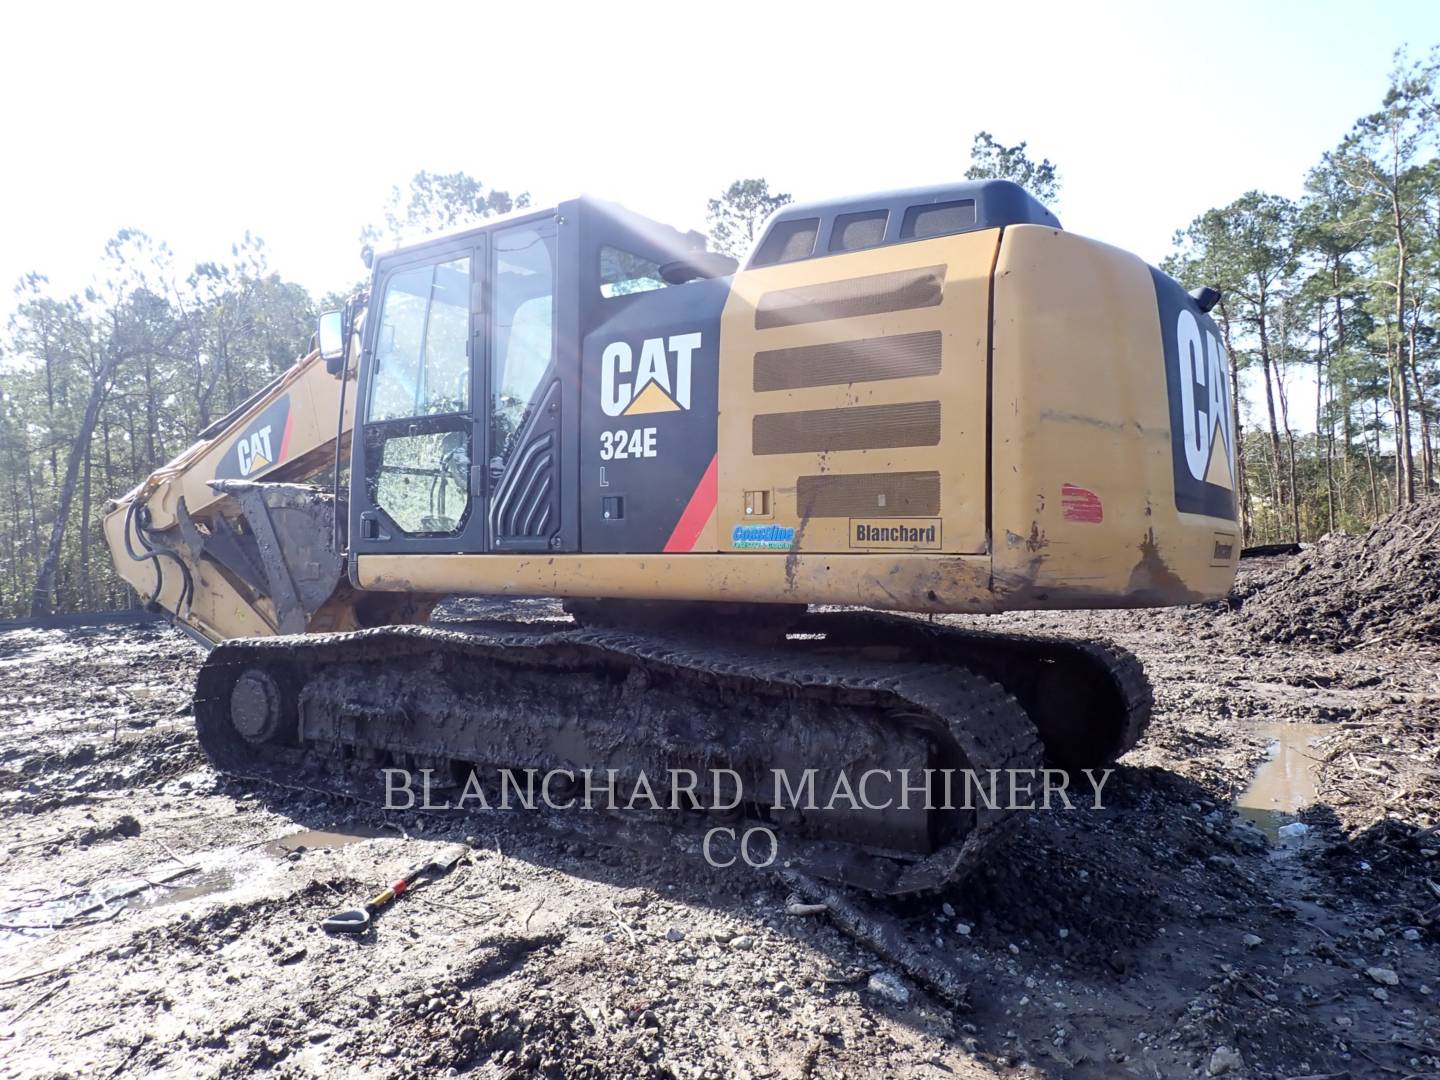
[104,181,1239,893]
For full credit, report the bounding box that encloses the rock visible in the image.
[729,935,754,951]
[666,928,685,942]
[941,902,956,917]
[378,1043,400,1058]
[1241,933,1263,949]
[784,899,827,916]
[1335,1015,1353,1027]
[1207,1045,1243,1075]
[955,922,972,936]
[1402,928,1420,942]
[866,972,910,1006]
[1367,966,1399,986]
[1372,987,1390,1002]
[1230,821,1269,854]
[1277,821,1310,843]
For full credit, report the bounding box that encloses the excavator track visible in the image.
[192,613,1148,895]
[793,610,1152,772]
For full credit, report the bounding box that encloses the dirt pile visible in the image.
[1233,496,1440,649]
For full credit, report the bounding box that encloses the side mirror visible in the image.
[1189,286,1222,314]
[318,310,344,368]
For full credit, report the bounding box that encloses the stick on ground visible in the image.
[780,871,971,1009]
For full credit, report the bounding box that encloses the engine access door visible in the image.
[717,229,997,555]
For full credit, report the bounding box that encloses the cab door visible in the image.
[351,240,487,554]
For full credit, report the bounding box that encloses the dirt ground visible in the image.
[1,551,1438,1079]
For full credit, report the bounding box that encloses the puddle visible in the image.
[133,867,239,909]
[1,826,391,964]
[0,851,267,962]
[1235,722,1328,842]
[263,824,390,856]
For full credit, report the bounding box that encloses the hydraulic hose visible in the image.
[122,499,194,615]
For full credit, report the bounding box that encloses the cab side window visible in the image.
[490,227,556,470]
[370,256,471,422]
[365,254,473,537]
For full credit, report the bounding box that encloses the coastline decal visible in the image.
[214,395,293,481]
[731,523,795,551]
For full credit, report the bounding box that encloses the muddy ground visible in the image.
[1,555,1438,1080]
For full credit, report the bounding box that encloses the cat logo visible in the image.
[1153,269,1238,522]
[214,395,292,482]
[235,425,274,476]
[1174,308,1235,491]
[601,332,702,417]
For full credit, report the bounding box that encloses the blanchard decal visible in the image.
[214,395,292,482]
[601,332,702,417]
[1151,269,1238,520]
[731,523,795,550]
[849,517,942,549]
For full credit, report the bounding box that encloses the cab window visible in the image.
[491,226,557,469]
[369,256,471,422]
[599,246,669,297]
[365,253,473,538]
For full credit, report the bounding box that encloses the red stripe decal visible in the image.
[1061,483,1103,524]
[278,407,295,462]
[663,455,718,553]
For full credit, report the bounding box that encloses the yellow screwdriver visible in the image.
[321,843,468,934]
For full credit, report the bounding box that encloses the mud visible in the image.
[0,558,1437,1079]
[1232,494,1440,649]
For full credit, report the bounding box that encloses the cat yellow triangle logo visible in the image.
[1202,416,1233,490]
[622,380,682,415]
[248,452,271,473]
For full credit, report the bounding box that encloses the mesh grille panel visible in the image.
[795,471,940,518]
[829,210,888,252]
[753,331,942,391]
[900,200,977,240]
[753,402,941,455]
[754,266,945,330]
[751,218,819,267]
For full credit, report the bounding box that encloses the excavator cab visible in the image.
[342,198,727,566]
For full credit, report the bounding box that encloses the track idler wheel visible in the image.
[229,669,284,745]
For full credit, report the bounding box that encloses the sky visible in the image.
[0,0,1436,424]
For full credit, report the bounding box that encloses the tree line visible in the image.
[0,61,1424,620]
[1165,48,1440,543]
